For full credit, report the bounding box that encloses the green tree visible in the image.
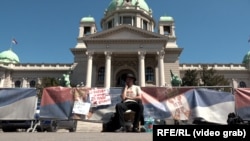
[181,69,199,86]
[200,66,229,86]
[200,66,230,91]
[181,66,230,91]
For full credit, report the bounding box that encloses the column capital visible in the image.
[105,51,112,60]
[138,51,146,56]
[86,51,94,59]
[157,50,165,59]
[104,51,112,56]
[86,51,94,56]
[138,51,146,60]
[157,50,165,56]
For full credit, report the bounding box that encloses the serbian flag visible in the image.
[12,38,18,44]
[141,87,235,124]
[234,88,250,120]
[39,87,74,120]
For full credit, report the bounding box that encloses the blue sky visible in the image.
[0,0,250,64]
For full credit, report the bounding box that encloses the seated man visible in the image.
[115,73,143,132]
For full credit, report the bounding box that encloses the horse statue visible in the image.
[59,72,71,87]
[170,69,182,86]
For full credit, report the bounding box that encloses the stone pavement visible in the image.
[0,121,153,141]
[57,120,103,132]
[75,120,103,132]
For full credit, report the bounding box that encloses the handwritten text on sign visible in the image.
[72,101,91,115]
[89,88,111,106]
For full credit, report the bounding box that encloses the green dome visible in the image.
[81,16,95,22]
[107,0,150,13]
[243,51,250,64]
[0,49,20,64]
[160,16,174,22]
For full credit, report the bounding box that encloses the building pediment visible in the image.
[82,25,167,40]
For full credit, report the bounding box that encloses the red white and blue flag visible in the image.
[75,87,234,124]
[234,88,250,120]
[12,38,18,44]
[39,87,74,120]
[141,87,235,124]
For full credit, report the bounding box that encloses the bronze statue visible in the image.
[170,70,182,86]
[59,72,71,87]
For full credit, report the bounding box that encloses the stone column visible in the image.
[22,77,27,88]
[172,25,176,37]
[0,77,3,88]
[85,51,94,87]
[78,26,84,38]
[104,51,112,88]
[138,51,146,87]
[157,50,165,86]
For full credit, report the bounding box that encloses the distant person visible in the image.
[115,73,143,132]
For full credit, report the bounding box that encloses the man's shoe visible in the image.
[115,127,126,132]
[132,127,140,133]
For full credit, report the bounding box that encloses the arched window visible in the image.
[145,67,154,82]
[98,67,105,82]
[239,81,246,88]
[30,80,36,88]
[15,80,21,88]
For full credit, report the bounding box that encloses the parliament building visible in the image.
[0,0,249,89]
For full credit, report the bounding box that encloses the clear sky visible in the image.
[0,0,250,64]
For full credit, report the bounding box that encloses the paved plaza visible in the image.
[65,120,103,132]
[0,121,152,141]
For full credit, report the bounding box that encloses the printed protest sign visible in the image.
[89,88,111,107]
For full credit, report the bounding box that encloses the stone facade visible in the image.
[0,0,249,89]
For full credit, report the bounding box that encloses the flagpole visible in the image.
[248,36,250,50]
[10,38,13,50]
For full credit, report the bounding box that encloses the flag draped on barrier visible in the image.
[39,87,74,120]
[1,87,245,125]
[141,87,235,124]
[0,88,37,120]
[37,87,242,124]
[234,88,250,120]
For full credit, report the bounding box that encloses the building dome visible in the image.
[160,15,174,22]
[81,16,95,22]
[107,0,150,13]
[0,49,20,64]
[243,51,250,63]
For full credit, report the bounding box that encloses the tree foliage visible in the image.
[181,66,230,90]
[200,66,229,86]
[181,69,199,86]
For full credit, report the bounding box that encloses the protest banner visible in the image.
[89,88,111,107]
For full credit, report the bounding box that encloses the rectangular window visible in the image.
[119,17,122,24]
[163,26,171,35]
[133,17,136,27]
[84,27,91,35]
[123,16,132,25]
[108,20,113,29]
[143,20,147,30]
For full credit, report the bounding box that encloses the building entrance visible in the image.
[116,70,134,87]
